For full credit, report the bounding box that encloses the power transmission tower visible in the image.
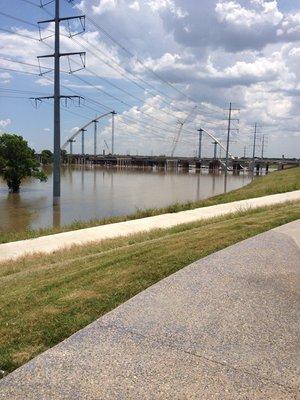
[197,128,203,160]
[224,102,239,176]
[31,0,86,205]
[111,111,117,155]
[261,134,267,159]
[212,141,218,159]
[67,138,76,155]
[252,123,257,171]
[81,128,87,155]
[93,119,98,157]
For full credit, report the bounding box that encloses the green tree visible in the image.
[60,149,68,164]
[41,149,53,164]
[0,133,47,193]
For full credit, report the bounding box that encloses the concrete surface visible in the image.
[0,220,299,399]
[0,190,300,263]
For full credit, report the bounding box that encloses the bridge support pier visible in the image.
[209,160,220,173]
[195,161,202,170]
[232,162,242,175]
[278,163,284,170]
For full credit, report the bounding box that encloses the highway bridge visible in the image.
[60,154,300,172]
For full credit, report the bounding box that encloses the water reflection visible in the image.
[0,166,252,232]
[52,204,61,228]
[0,191,47,231]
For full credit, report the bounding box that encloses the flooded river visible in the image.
[0,166,252,232]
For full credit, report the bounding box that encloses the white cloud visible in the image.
[148,0,188,19]
[92,0,117,15]
[129,1,140,11]
[0,118,11,128]
[205,53,289,82]
[215,0,283,27]
[278,12,300,37]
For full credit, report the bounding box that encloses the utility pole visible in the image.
[197,128,203,160]
[225,102,239,177]
[68,138,75,155]
[81,128,87,155]
[111,111,117,154]
[252,123,257,172]
[53,0,60,205]
[93,119,98,157]
[31,0,86,205]
[213,141,218,159]
[243,145,246,159]
[261,134,265,159]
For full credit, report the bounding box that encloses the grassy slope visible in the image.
[1,201,299,373]
[0,167,299,244]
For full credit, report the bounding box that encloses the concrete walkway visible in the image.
[1,190,300,263]
[0,220,299,399]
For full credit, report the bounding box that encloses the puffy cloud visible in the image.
[129,1,140,11]
[92,0,117,15]
[158,0,299,52]
[147,0,188,18]
[215,1,283,27]
[0,27,124,81]
[0,119,11,128]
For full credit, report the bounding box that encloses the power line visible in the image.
[0,63,218,147]
[19,0,42,6]
[0,30,224,150]
[0,62,192,146]
[65,0,221,115]
[84,14,197,105]
[0,11,38,28]
[5,3,222,131]
[10,0,225,126]
[0,25,210,134]
[0,66,39,76]
[0,56,52,71]
[71,73,191,133]
[0,95,30,99]
[69,54,199,125]
[0,87,50,95]
[72,28,221,117]
[71,35,186,111]
[0,27,40,41]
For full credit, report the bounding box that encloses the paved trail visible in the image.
[0,190,299,262]
[1,220,299,399]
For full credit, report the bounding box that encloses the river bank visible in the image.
[1,200,299,375]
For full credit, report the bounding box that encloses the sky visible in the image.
[0,0,299,158]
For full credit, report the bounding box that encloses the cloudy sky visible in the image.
[0,0,299,158]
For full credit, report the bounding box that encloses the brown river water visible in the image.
[0,166,252,232]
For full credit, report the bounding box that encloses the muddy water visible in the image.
[0,166,251,232]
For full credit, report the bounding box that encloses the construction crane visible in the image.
[170,106,197,157]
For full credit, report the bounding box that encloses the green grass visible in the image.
[1,201,299,374]
[0,167,299,244]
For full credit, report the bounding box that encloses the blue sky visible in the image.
[0,0,300,158]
